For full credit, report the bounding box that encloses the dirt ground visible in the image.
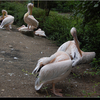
[0,26,100,98]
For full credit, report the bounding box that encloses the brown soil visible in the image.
[0,26,100,98]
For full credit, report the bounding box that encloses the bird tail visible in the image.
[0,25,3,28]
[35,77,43,91]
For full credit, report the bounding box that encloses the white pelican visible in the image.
[32,51,72,97]
[24,3,39,31]
[33,51,71,74]
[34,28,46,37]
[57,27,96,66]
[17,25,28,31]
[0,10,14,30]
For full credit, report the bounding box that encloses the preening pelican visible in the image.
[32,51,72,97]
[0,10,14,30]
[57,27,96,66]
[0,10,7,21]
[33,51,71,74]
[24,3,39,30]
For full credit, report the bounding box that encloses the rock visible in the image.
[1,51,5,54]
[41,52,43,54]
[0,58,4,60]
[8,61,13,63]
[26,47,29,49]
[11,48,14,51]
[9,45,13,48]
[8,73,14,76]
[1,89,4,92]
[14,57,18,60]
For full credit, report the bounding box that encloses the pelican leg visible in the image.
[6,25,10,31]
[28,25,33,31]
[28,24,30,30]
[51,83,63,97]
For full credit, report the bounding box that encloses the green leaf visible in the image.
[94,4,99,7]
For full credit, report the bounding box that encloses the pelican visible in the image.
[24,3,39,31]
[33,51,71,74]
[17,25,28,31]
[32,51,72,97]
[57,27,96,66]
[34,28,46,37]
[0,10,14,30]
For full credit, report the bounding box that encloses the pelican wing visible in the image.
[32,51,70,74]
[35,60,72,90]
[72,51,96,67]
[0,16,14,28]
[57,41,71,52]
[32,54,56,74]
[25,15,39,28]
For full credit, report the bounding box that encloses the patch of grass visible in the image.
[22,69,51,97]
[81,90,97,97]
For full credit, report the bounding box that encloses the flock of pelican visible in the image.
[0,3,96,97]
[0,3,46,37]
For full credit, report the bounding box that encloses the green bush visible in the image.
[74,1,100,59]
[43,12,77,45]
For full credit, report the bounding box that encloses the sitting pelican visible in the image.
[57,27,96,67]
[34,28,46,37]
[0,10,14,30]
[17,25,28,31]
[32,51,72,97]
[24,3,39,31]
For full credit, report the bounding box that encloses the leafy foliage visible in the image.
[72,1,100,68]
[43,13,74,45]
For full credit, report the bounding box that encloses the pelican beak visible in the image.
[73,32,82,57]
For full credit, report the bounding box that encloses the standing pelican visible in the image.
[57,27,96,66]
[0,10,14,30]
[24,3,39,31]
[32,51,72,97]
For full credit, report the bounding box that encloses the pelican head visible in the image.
[70,27,82,57]
[27,3,33,15]
[2,9,7,19]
